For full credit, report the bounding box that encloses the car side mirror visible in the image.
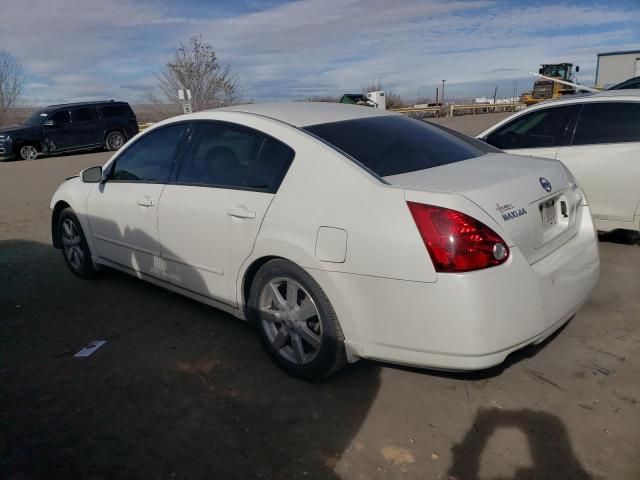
[538,68,543,74]
[575,65,580,73]
[81,166,103,183]
[43,119,56,127]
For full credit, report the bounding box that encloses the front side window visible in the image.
[49,110,71,125]
[176,121,294,191]
[304,115,483,177]
[485,106,573,150]
[73,107,96,122]
[110,123,188,182]
[572,102,640,145]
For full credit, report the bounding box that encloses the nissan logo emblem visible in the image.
[539,177,552,193]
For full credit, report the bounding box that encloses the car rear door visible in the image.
[86,123,189,276]
[71,106,102,147]
[555,101,640,223]
[157,120,294,307]
[483,104,578,160]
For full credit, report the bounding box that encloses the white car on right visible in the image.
[478,90,640,234]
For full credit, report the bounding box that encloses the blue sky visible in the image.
[1,0,639,105]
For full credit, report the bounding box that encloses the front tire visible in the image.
[248,259,347,380]
[105,131,125,151]
[19,145,38,161]
[57,208,98,279]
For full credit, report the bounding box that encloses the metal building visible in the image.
[595,50,640,88]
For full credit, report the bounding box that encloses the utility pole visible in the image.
[441,79,446,105]
[435,87,439,104]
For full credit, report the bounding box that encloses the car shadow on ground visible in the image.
[0,238,381,478]
[598,229,639,246]
[1,236,595,479]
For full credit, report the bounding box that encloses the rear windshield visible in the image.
[304,115,484,177]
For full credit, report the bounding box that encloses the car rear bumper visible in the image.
[311,205,600,370]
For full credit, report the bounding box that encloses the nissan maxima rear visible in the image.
[50,103,600,379]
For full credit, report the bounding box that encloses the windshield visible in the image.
[22,109,50,125]
[304,115,484,177]
[540,64,569,80]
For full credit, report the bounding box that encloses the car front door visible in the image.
[157,120,294,306]
[86,123,189,276]
[71,107,102,147]
[555,101,640,224]
[483,105,578,160]
[43,109,74,152]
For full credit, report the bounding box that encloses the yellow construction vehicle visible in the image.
[520,63,581,105]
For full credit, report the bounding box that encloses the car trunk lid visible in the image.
[384,153,579,264]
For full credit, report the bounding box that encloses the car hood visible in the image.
[0,124,34,135]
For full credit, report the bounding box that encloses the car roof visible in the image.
[46,100,128,109]
[524,89,640,110]
[213,102,395,127]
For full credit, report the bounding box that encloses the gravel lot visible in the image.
[1,115,639,479]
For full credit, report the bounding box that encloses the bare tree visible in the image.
[361,81,406,109]
[150,35,243,112]
[0,52,25,125]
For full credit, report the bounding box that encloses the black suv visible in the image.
[0,100,138,161]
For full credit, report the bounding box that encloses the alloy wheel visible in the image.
[62,218,85,270]
[108,133,124,150]
[20,145,38,160]
[258,277,323,365]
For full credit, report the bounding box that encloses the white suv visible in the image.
[478,90,640,234]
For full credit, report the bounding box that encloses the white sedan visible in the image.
[477,90,640,234]
[50,103,600,379]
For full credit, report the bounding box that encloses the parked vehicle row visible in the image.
[478,89,640,234]
[50,103,600,379]
[0,100,138,161]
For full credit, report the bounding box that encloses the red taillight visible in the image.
[407,202,509,273]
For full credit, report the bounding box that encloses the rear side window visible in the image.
[73,107,96,121]
[485,106,573,150]
[101,104,131,118]
[110,123,188,182]
[572,102,640,145]
[176,121,294,191]
[304,115,483,177]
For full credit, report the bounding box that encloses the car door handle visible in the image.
[226,206,256,219]
[137,197,156,207]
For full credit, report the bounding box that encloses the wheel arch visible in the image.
[15,139,44,155]
[51,200,71,248]
[104,128,126,138]
[241,255,285,313]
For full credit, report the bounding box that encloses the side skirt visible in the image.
[95,256,246,321]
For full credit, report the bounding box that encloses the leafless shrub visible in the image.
[295,95,339,103]
[0,52,25,125]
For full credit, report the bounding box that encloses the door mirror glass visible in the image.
[81,166,103,183]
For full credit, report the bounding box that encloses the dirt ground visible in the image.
[1,115,639,479]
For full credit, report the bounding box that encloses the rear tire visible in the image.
[57,208,98,279]
[105,131,125,151]
[248,259,347,380]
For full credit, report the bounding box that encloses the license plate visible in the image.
[539,199,557,226]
